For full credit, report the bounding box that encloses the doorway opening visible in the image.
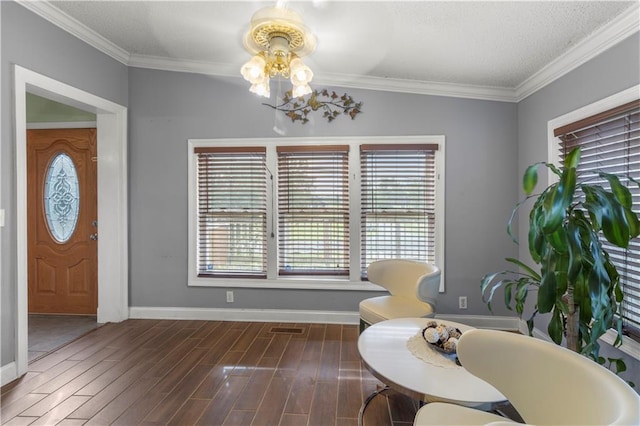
[13,65,129,379]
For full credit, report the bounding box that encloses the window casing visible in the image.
[551,95,640,340]
[188,137,445,290]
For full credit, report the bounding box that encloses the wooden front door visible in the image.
[27,128,98,314]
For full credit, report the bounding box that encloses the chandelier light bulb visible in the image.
[292,83,312,98]
[289,58,313,86]
[241,55,266,84]
[250,76,271,98]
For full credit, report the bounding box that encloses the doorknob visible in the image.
[90,233,98,240]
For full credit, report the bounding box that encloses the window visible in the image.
[360,144,438,277]
[188,136,445,290]
[277,146,350,276]
[195,147,267,277]
[553,99,640,338]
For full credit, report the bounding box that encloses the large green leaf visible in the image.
[538,261,557,313]
[522,163,539,195]
[505,257,541,281]
[565,220,583,282]
[583,185,631,248]
[548,308,563,345]
[564,147,581,169]
[600,173,632,209]
[541,168,576,234]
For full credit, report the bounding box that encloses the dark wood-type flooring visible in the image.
[1,319,421,425]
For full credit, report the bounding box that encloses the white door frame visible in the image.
[13,65,129,377]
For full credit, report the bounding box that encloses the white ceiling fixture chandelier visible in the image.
[241,6,316,98]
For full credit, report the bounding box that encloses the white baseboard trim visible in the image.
[1,362,17,387]
[129,306,361,325]
[129,307,533,331]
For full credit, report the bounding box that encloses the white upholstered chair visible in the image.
[414,329,640,426]
[359,259,440,332]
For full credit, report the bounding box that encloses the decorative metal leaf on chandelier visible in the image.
[263,89,363,124]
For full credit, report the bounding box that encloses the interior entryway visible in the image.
[13,65,129,381]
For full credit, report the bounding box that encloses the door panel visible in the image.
[27,128,97,314]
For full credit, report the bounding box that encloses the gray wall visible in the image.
[517,33,640,387]
[128,68,518,315]
[1,1,128,366]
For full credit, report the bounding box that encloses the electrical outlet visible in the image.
[226,291,234,303]
[459,296,467,309]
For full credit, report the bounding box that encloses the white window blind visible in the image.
[195,147,267,277]
[555,100,640,336]
[277,145,350,276]
[360,144,438,277]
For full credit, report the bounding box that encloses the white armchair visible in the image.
[414,329,640,425]
[359,259,440,332]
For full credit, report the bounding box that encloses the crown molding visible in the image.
[128,54,518,102]
[16,0,130,65]
[515,3,640,102]
[17,1,639,103]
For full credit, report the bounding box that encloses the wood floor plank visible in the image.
[68,359,156,419]
[336,417,358,426]
[54,324,128,361]
[2,416,39,425]
[222,409,256,426]
[1,361,78,406]
[30,395,91,426]
[318,340,341,382]
[192,351,244,399]
[326,324,342,341]
[191,321,224,343]
[154,346,208,393]
[32,346,119,394]
[233,337,271,376]
[82,376,159,425]
[142,335,203,379]
[250,376,293,426]
[307,380,339,426]
[337,360,363,419]
[283,375,316,415]
[195,376,250,425]
[166,398,211,426]
[340,325,360,362]
[230,322,264,352]
[19,360,118,417]
[279,413,309,426]
[262,333,291,360]
[232,362,276,411]
[361,391,391,426]
[199,329,243,364]
[141,364,213,424]
[0,393,48,422]
[74,348,154,396]
[109,388,166,426]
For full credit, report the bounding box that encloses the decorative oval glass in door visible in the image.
[44,152,80,243]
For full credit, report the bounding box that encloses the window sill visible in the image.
[188,276,384,291]
[600,329,640,361]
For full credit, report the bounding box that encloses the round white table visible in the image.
[358,318,507,409]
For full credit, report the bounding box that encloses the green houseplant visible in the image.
[481,147,639,372]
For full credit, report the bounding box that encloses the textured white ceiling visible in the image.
[38,1,639,99]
